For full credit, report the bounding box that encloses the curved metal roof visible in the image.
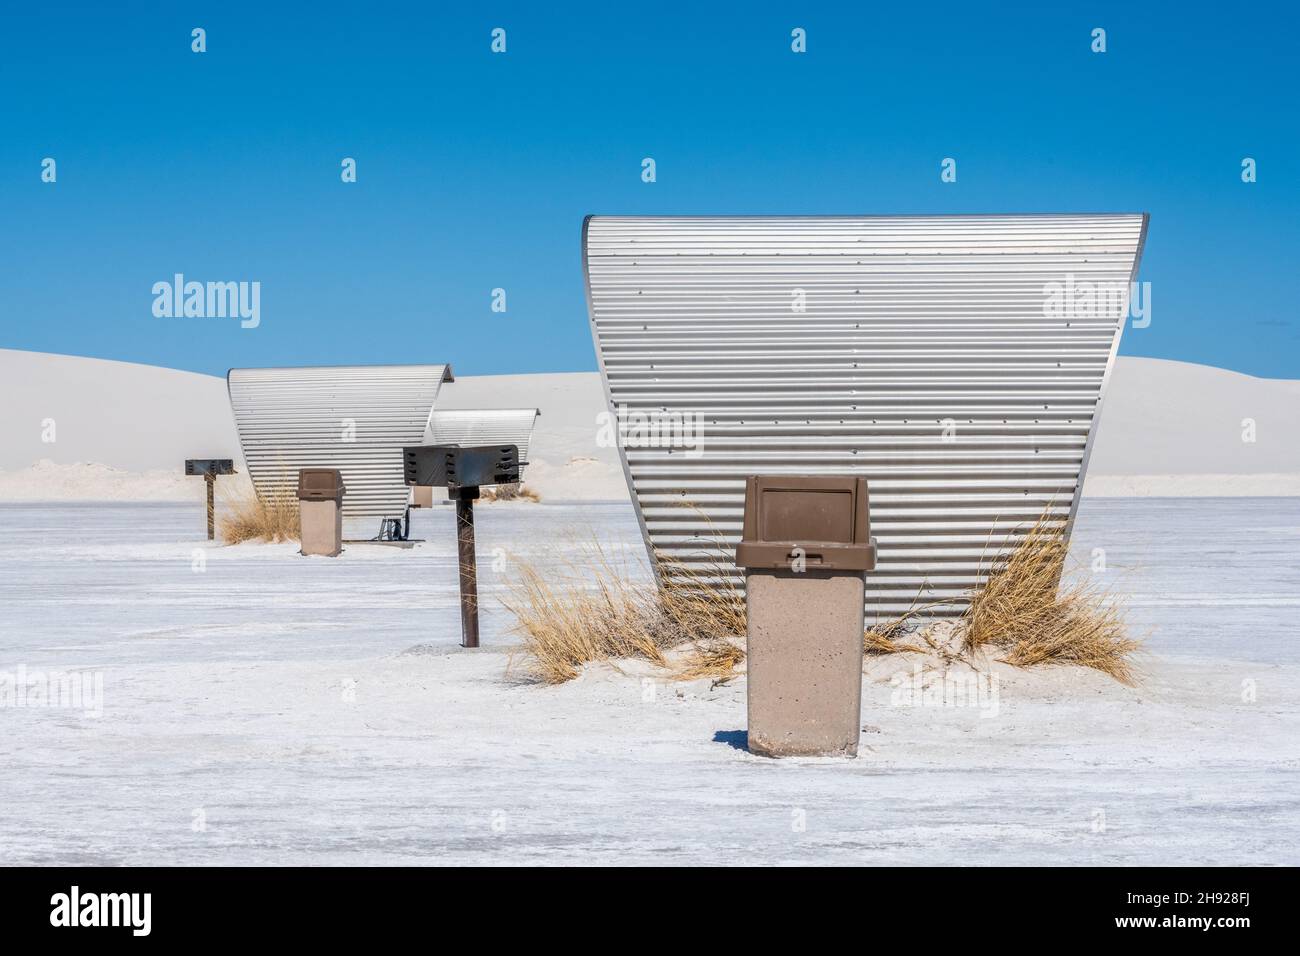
[583,213,1148,620]
[227,364,453,520]
[426,408,540,463]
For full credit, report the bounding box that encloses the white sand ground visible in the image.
[1,348,1298,500]
[0,498,1296,865]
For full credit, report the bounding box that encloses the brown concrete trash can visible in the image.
[411,485,435,508]
[297,468,345,557]
[735,476,877,758]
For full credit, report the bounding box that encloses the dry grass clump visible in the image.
[504,508,1139,687]
[656,554,746,641]
[503,542,746,684]
[864,599,940,655]
[218,489,300,544]
[480,483,541,503]
[962,513,1139,684]
[673,639,746,683]
[504,552,663,684]
[657,553,747,683]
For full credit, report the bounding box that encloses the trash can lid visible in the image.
[297,468,346,500]
[735,475,876,572]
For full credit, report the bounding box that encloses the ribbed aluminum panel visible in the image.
[426,408,540,463]
[227,364,453,520]
[583,214,1148,620]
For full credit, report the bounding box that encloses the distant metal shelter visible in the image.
[583,214,1148,619]
[227,364,453,521]
[426,408,540,465]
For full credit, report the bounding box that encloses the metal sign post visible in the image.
[184,459,235,541]
[403,443,522,649]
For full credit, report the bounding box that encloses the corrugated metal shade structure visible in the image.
[583,214,1148,619]
[227,364,453,520]
[426,408,541,464]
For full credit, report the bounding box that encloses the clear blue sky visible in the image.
[1,1,1296,378]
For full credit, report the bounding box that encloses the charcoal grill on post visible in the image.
[401,444,522,648]
[184,459,235,540]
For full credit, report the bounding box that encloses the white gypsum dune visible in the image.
[0,348,1297,500]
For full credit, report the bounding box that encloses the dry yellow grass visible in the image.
[504,508,1139,687]
[673,639,746,683]
[502,541,746,684]
[480,483,541,503]
[657,552,747,683]
[962,513,1140,684]
[655,552,747,641]
[217,488,300,544]
[864,622,928,655]
[502,542,664,683]
[863,596,947,656]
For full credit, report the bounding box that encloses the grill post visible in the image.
[455,487,480,648]
[205,473,215,540]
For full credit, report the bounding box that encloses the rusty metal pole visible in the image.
[205,472,216,540]
[455,486,480,648]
